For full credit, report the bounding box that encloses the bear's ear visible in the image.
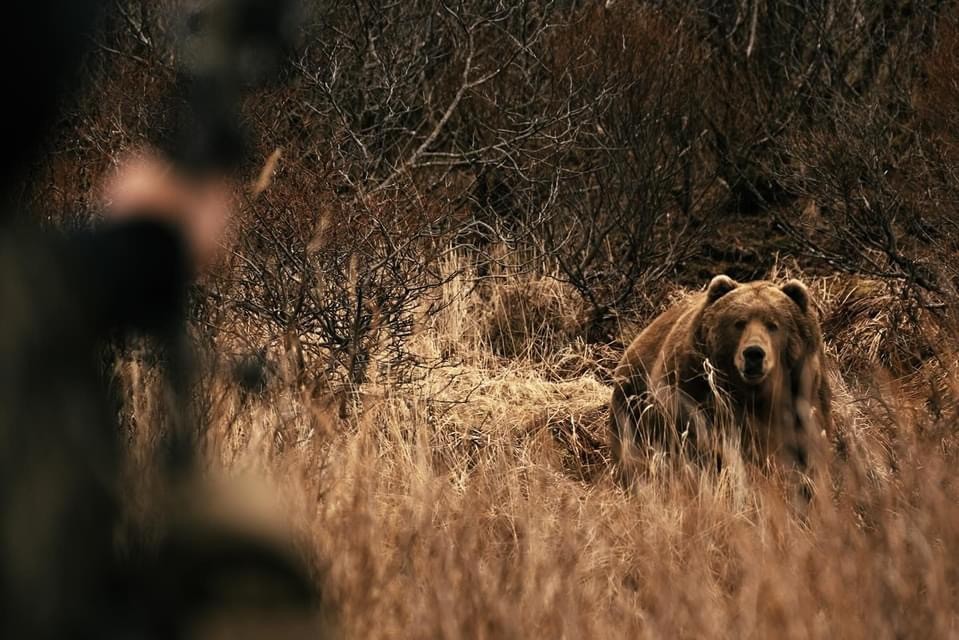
[781,279,810,312]
[706,275,738,304]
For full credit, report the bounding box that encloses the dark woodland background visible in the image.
[30,1,959,379]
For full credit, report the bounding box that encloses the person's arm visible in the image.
[87,150,232,336]
[71,218,192,336]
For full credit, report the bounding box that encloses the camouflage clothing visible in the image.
[0,220,188,637]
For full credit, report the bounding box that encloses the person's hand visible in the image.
[102,150,233,268]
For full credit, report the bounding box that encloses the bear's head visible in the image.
[697,275,816,390]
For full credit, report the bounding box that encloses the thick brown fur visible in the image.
[610,276,832,489]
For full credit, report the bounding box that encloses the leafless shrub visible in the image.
[690,0,945,211]
[771,99,956,292]
[524,5,719,335]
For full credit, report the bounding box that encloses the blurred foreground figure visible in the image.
[0,1,315,638]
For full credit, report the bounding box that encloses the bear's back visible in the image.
[613,293,704,387]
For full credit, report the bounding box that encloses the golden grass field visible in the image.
[119,256,959,638]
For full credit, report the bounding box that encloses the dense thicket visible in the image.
[30,0,959,384]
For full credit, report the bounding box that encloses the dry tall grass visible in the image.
[118,256,959,639]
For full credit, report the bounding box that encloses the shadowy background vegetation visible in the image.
[22,1,959,636]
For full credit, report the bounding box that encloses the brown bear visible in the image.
[609,275,831,486]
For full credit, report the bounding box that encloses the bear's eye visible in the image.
[765,321,779,331]
[734,320,747,330]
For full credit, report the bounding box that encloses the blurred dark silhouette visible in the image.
[1,4,102,200]
[0,1,316,638]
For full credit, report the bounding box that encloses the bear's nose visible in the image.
[743,346,765,367]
